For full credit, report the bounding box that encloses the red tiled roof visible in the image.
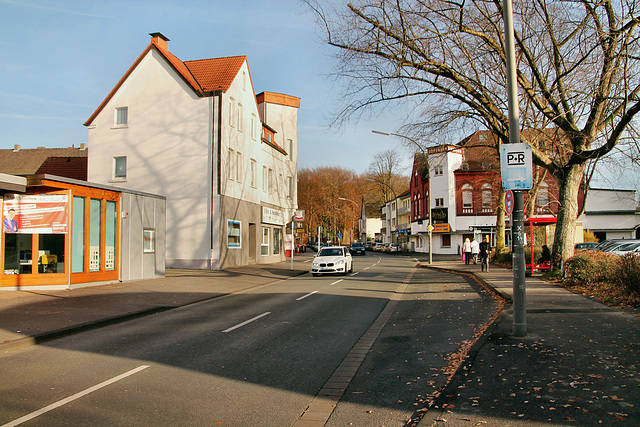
[85,39,246,126]
[185,56,246,92]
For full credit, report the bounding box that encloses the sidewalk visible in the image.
[0,252,314,352]
[417,257,640,426]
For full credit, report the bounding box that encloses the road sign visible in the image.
[500,143,533,190]
[337,232,342,239]
[294,210,305,221]
[505,190,514,216]
[432,223,451,233]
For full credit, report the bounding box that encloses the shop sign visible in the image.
[432,223,451,233]
[3,194,68,234]
[262,206,285,226]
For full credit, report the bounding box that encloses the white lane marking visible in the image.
[296,291,318,301]
[303,259,313,263]
[363,266,371,270]
[2,365,150,427]
[330,279,344,286]
[223,312,271,333]
[350,272,359,276]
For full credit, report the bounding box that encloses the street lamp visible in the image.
[365,177,398,247]
[372,130,433,264]
[338,197,362,243]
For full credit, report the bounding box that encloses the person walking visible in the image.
[479,236,491,272]
[471,237,480,264]
[463,238,472,265]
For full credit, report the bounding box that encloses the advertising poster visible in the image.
[3,194,69,234]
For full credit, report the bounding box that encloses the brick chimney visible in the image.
[149,32,169,51]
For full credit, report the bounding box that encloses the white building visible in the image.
[85,33,299,269]
[580,188,640,240]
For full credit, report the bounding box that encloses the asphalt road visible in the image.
[0,254,500,426]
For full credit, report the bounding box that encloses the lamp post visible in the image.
[365,177,398,247]
[372,130,432,264]
[338,197,362,243]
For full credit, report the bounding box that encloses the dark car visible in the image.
[575,242,598,251]
[350,242,366,255]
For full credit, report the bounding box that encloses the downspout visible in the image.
[211,91,223,267]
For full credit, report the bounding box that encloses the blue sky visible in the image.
[0,0,637,191]
[0,0,410,175]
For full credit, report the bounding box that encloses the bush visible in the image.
[612,253,640,294]
[564,251,619,285]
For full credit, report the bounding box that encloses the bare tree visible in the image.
[304,0,640,268]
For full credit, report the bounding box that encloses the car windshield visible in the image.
[616,242,640,251]
[351,243,363,247]
[319,248,343,257]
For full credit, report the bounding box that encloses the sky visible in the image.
[0,0,412,176]
[0,0,637,191]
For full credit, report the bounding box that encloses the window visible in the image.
[251,115,257,140]
[435,198,444,207]
[228,149,235,179]
[113,156,127,180]
[278,173,283,195]
[89,199,101,271]
[434,165,444,176]
[482,184,493,210]
[250,159,257,187]
[115,107,128,127]
[229,98,235,127]
[273,228,281,254]
[262,166,268,192]
[237,103,243,131]
[268,168,273,194]
[106,201,116,269]
[72,196,85,273]
[236,152,242,182]
[462,184,473,209]
[287,139,293,158]
[286,176,293,199]
[441,234,451,248]
[143,229,155,253]
[537,182,549,207]
[227,221,241,248]
[261,227,269,255]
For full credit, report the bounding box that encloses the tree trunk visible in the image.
[551,164,585,270]
[496,186,506,252]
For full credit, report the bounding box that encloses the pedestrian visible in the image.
[463,238,472,265]
[479,236,491,272]
[471,237,480,264]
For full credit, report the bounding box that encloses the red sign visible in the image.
[505,190,514,216]
[3,194,68,234]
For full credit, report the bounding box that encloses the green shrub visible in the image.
[612,253,640,294]
[564,251,619,285]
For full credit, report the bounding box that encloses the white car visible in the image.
[311,246,353,276]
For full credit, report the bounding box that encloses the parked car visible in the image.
[311,246,353,276]
[574,242,598,251]
[388,243,402,253]
[374,243,383,251]
[364,243,373,251]
[594,239,627,251]
[609,241,640,255]
[350,242,366,255]
[602,240,639,253]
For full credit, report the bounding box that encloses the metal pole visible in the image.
[291,218,295,271]
[503,0,527,336]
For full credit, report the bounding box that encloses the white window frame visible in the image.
[261,227,269,255]
[236,151,242,182]
[114,107,128,127]
[228,148,235,180]
[262,166,268,192]
[251,115,257,140]
[237,103,243,131]
[227,220,241,248]
[229,98,235,127]
[435,198,445,207]
[113,156,127,181]
[250,159,257,188]
[462,184,473,209]
[143,229,155,253]
[434,165,444,176]
[286,176,293,199]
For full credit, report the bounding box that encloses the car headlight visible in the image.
[312,263,319,268]
[336,259,345,265]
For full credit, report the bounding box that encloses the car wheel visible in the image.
[312,273,318,277]
[349,262,353,273]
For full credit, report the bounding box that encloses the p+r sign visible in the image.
[500,143,533,190]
